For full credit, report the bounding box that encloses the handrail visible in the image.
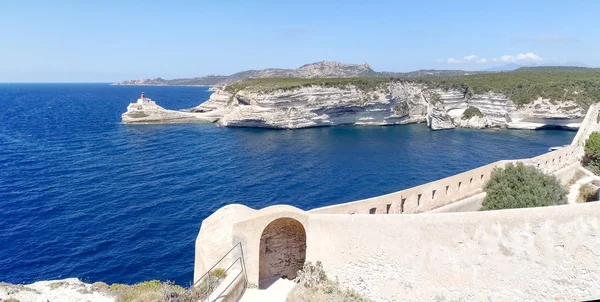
[215,269,244,301]
[192,242,242,288]
[188,242,247,302]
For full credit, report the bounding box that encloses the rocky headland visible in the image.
[122,68,596,130]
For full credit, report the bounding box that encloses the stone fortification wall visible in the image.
[309,103,600,215]
[306,202,600,301]
[194,104,600,301]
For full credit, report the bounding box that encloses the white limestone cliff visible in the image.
[427,103,455,130]
[456,115,493,129]
[122,83,585,130]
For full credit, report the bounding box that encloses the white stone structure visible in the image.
[195,103,600,301]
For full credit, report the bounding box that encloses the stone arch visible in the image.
[258,217,306,289]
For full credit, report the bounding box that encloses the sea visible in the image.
[0,84,575,286]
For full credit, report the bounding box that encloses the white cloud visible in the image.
[442,53,541,64]
[445,55,488,64]
[464,55,478,62]
[497,52,543,63]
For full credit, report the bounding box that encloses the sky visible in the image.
[1,0,599,82]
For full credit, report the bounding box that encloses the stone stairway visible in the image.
[239,279,296,302]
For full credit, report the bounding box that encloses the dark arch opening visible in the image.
[258,217,307,289]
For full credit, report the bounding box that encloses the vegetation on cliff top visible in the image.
[462,106,484,119]
[224,77,391,95]
[481,163,567,211]
[225,67,600,106]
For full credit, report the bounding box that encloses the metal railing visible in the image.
[188,242,248,302]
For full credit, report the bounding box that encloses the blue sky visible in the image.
[1,0,598,82]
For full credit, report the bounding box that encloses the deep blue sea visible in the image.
[0,84,575,286]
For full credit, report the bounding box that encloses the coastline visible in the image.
[121,83,586,131]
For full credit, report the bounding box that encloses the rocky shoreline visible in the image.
[122,81,584,131]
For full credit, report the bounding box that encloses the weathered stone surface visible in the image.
[121,98,223,124]
[455,115,492,129]
[0,278,113,302]
[193,83,584,130]
[259,218,306,288]
[123,83,585,130]
[427,104,455,130]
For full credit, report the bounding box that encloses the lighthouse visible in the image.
[137,92,148,104]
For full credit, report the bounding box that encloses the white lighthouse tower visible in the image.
[137,92,150,104]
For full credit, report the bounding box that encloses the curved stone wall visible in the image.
[309,103,600,215]
[195,104,600,301]
[306,202,600,301]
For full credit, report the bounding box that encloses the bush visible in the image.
[578,184,597,203]
[481,163,567,211]
[209,268,227,280]
[288,261,371,302]
[462,106,484,119]
[584,132,600,175]
[393,101,409,116]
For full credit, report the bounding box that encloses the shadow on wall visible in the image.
[258,217,306,289]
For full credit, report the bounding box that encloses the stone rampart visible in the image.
[194,103,600,301]
[306,202,600,301]
[308,103,600,215]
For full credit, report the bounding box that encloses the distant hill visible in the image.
[514,66,599,73]
[484,64,523,72]
[113,61,486,86]
[484,62,590,72]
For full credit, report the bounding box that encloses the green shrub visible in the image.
[429,92,441,104]
[393,101,409,116]
[578,184,597,203]
[462,106,484,119]
[584,132,600,175]
[209,268,227,280]
[481,163,567,211]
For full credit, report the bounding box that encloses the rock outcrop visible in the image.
[456,115,493,129]
[427,104,455,130]
[122,82,585,130]
[0,278,113,302]
[122,98,223,124]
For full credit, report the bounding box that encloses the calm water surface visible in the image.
[0,84,575,285]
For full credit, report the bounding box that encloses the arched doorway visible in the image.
[258,217,306,289]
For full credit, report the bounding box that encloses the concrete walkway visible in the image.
[240,279,296,302]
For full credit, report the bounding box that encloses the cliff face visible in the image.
[121,98,222,124]
[186,82,584,130]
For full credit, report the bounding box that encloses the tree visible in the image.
[481,162,567,211]
[584,132,600,175]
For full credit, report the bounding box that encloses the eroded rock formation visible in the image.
[123,82,585,130]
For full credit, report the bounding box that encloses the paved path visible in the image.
[240,278,296,302]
